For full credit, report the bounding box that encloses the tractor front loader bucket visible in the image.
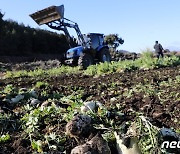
[30,5,64,25]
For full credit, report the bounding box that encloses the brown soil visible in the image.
[0,65,179,153]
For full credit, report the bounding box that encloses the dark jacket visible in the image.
[154,43,163,53]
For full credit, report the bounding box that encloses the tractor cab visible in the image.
[87,33,105,50]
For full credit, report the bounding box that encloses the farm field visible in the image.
[0,54,180,154]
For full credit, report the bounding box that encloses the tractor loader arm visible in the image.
[30,5,88,48]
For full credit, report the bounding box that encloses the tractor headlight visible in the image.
[66,51,74,58]
[66,50,78,59]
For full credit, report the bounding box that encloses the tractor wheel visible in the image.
[98,48,111,63]
[78,53,93,69]
[72,58,78,66]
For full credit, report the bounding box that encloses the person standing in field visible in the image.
[154,41,164,59]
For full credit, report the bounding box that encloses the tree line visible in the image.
[0,11,69,56]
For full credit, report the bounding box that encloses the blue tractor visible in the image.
[30,5,113,69]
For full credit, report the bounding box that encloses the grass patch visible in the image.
[4,51,180,79]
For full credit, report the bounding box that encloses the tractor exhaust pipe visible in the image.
[30,5,64,25]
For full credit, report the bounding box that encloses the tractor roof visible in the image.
[88,33,104,36]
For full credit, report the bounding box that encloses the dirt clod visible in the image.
[71,133,111,154]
